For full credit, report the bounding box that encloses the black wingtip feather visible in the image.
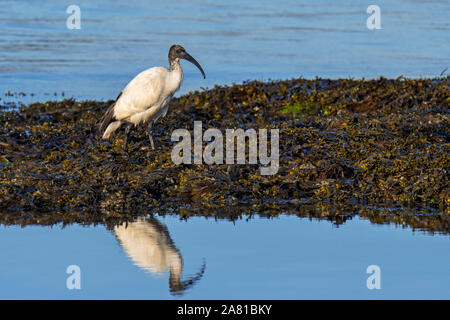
[97,103,115,138]
[97,92,122,139]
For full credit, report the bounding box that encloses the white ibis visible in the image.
[114,217,206,295]
[98,44,206,150]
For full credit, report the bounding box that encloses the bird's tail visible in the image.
[97,103,116,139]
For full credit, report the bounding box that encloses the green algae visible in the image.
[281,101,315,115]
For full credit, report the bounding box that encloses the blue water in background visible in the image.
[0,1,448,299]
[0,0,449,104]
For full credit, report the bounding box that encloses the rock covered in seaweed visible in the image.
[0,77,448,227]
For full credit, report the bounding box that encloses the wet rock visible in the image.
[0,77,448,227]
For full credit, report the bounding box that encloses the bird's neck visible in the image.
[169,58,181,72]
[168,59,184,94]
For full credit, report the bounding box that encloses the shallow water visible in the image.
[0,215,449,299]
[0,0,449,105]
[0,1,449,299]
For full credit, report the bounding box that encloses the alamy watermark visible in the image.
[66,5,81,30]
[171,121,279,175]
[366,5,381,30]
[366,265,381,290]
[66,265,81,290]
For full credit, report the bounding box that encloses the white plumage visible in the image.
[98,44,205,150]
[102,65,182,139]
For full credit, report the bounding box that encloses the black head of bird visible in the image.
[169,44,206,79]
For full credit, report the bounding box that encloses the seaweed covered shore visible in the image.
[0,77,449,229]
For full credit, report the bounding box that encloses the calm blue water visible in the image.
[0,0,449,105]
[0,1,449,299]
[0,215,449,299]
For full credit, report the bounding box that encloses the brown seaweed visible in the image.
[0,77,448,231]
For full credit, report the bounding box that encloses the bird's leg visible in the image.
[123,123,132,151]
[147,122,155,150]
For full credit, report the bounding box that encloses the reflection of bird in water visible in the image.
[114,216,206,295]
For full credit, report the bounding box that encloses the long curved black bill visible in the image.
[182,52,206,79]
[170,259,206,296]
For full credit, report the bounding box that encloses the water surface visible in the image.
[0,215,448,299]
[0,1,448,299]
[0,0,449,104]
